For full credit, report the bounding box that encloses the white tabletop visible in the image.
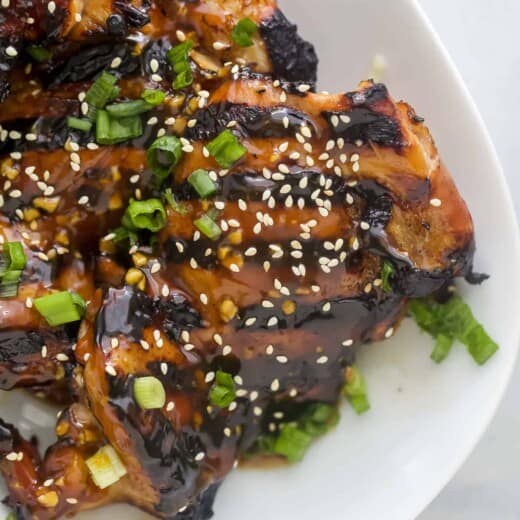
[418,1,520,518]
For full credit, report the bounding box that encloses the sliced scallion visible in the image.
[86,445,127,490]
[106,99,153,118]
[163,188,189,214]
[274,424,312,463]
[0,242,27,298]
[67,117,93,132]
[27,45,52,63]
[207,130,246,168]
[194,214,221,240]
[381,260,394,293]
[188,169,217,198]
[343,366,370,415]
[134,376,166,409]
[33,291,87,327]
[85,72,118,121]
[141,89,166,106]
[147,136,183,184]
[231,18,257,47]
[168,40,194,89]
[122,198,167,233]
[96,110,142,145]
[209,371,235,408]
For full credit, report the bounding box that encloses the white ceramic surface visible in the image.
[1,1,519,519]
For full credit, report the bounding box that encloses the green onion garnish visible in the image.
[86,445,127,490]
[67,117,93,132]
[273,424,312,463]
[163,188,189,214]
[344,366,370,415]
[209,370,236,408]
[188,169,217,198]
[122,198,167,233]
[231,17,258,47]
[381,260,394,292]
[141,89,166,106]
[168,40,194,90]
[33,291,87,327]
[134,376,166,409]
[246,402,339,462]
[96,110,143,145]
[147,136,183,184]
[85,72,118,121]
[194,214,221,240]
[105,99,153,118]
[27,45,52,63]
[0,242,27,298]
[207,130,246,168]
[409,296,498,365]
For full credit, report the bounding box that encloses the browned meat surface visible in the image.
[0,70,475,518]
[0,0,480,517]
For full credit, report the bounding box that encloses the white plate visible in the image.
[2,1,520,519]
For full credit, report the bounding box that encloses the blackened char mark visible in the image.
[353,180,393,230]
[173,483,220,520]
[390,242,475,298]
[114,0,151,28]
[108,374,208,517]
[47,43,140,87]
[96,287,154,345]
[259,9,318,85]
[0,72,10,102]
[142,38,172,77]
[184,103,314,141]
[158,293,204,343]
[323,84,405,147]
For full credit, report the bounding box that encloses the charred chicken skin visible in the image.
[0,2,478,519]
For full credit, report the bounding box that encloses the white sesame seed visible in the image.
[5,46,17,57]
[385,327,395,338]
[78,196,89,206]
[270,379,280,392]
[222,345,232,356]
[166,401,175,412]
[41,345,48,358]
[245,317,257,327]
[66,498,78,505]
[253,406,263,416]
[316,355,328,364]
[430,198,442,207]
[161,363,168,375]
[56,353,69,362]
[205,372,215,383]
[105,365,117,376]
[194,452,205,462]
[322,302,331,312]
[111,57,122,69]
[342,339,354,347]
[276,355,288,364]
[184,343,195,351]
[266,345,274,355]
[213,41,228,50]
[5,452,18,461]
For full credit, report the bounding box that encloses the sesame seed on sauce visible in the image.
[430,198,442,207]
[385,327,395,338]
[204,372,215,384]
[105,365,117,377]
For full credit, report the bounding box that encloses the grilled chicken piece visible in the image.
[0,0,317,393]
[0,76,476,518]
[0,0,316,103]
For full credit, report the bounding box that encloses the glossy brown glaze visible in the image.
[0,3,476,519]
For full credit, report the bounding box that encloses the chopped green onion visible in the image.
[231,17,258,47]
[209,370,235,408]
[188,169,217,198]
[33,291,87,327]
[6,511,17,520]
[67,117,93,132]
[27,45,52,63]
[0,242,27,298]
[163,188,189,214]
[409,296,498,365]
[430,333,454,363]
[85,72,118,121]
[147,136,183,184]
[299,403,339,437]
[134,376,166,409]
[106,99,153,118]
[207,130,246,168]
[344,366,370,414]
[2,242,26,272]
[141,89,166,106]
[381,260,394,292]
[194,214,221,240]
[274,424,312,463]
[122,198,167,233]
[168,40,194,89]
[86,445,127,490]
[96,110,143,145]
[111,226,139,246]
